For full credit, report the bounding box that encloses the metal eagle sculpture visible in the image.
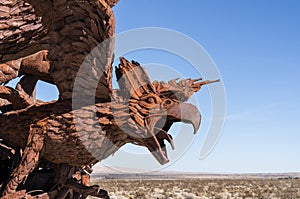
[0,0,219,198]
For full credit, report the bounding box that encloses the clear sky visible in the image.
[27,1,300,173]
[102,0,300,173]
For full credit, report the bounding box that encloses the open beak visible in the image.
[146,103,201,165]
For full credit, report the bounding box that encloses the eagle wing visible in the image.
[0,0,118,104]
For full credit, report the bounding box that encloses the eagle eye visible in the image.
[162,99,173,108]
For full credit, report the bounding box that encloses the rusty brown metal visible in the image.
[0,0,219,198]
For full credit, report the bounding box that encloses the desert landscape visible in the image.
[89,173,300,199]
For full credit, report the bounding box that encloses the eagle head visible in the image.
[114,57,217,164]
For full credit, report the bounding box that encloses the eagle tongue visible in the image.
[155,127,175,150]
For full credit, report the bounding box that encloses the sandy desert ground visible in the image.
[89,175,300,199]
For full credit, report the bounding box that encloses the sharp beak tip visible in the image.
[193,114,201,134]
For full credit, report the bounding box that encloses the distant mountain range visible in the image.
[91,165,300,180]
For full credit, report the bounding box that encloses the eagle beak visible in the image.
[167,103,201,134]
[146,103,201,165]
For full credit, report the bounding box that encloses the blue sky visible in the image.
[24,1,300,173]
[102,0,300,173]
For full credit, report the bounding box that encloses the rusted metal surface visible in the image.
[0,0,218,198]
